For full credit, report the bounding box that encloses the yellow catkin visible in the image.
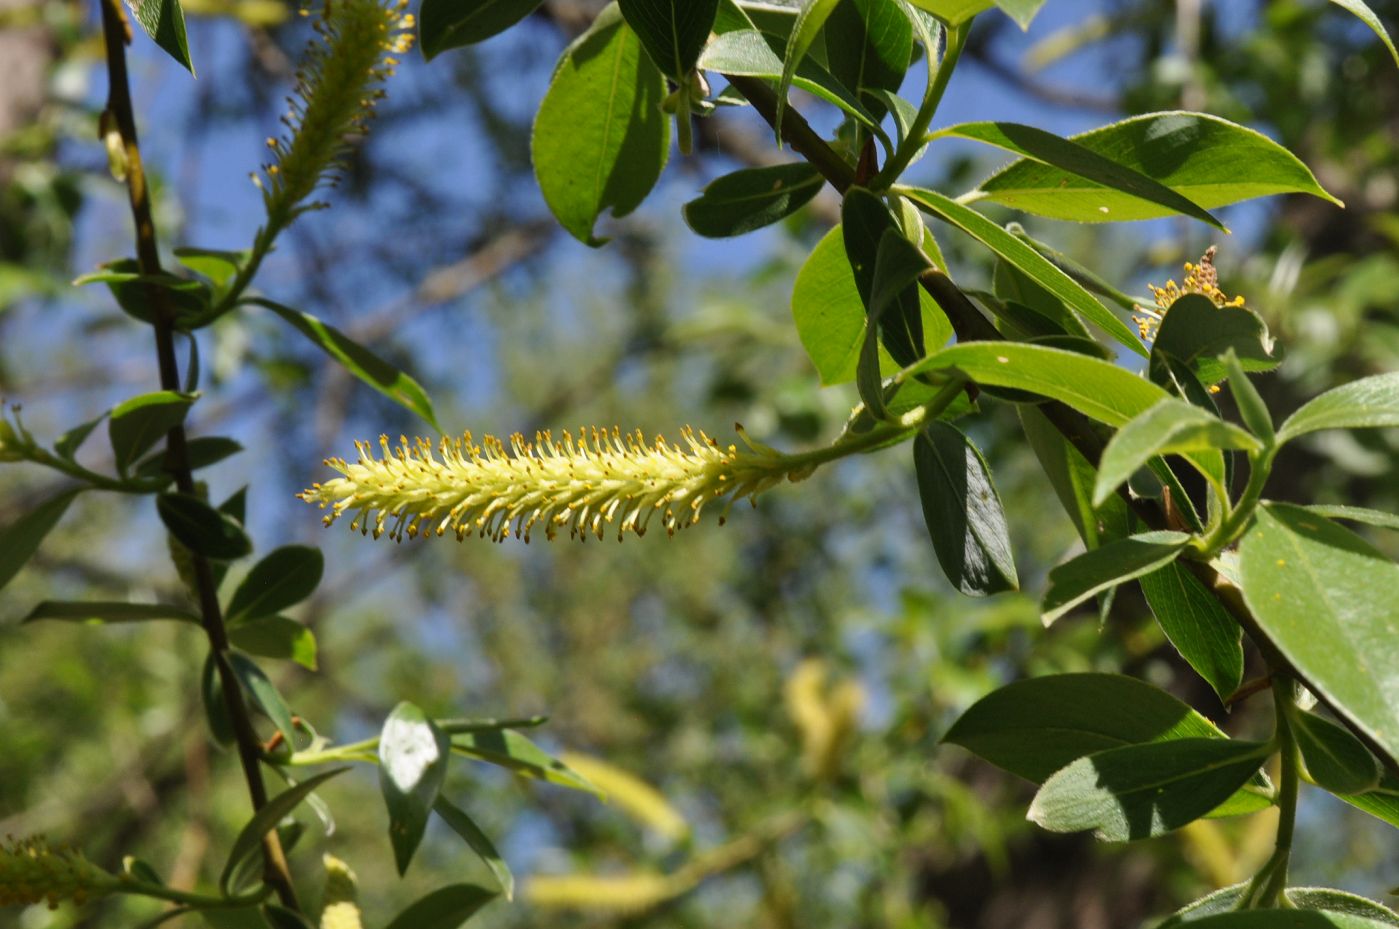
[525,873,678,913]
[258,0,413,233]
[1132,246,1247,343]
[0,836,115,910]
[784,660,865,781]
[299,425,812,543]
[319,855,363,929]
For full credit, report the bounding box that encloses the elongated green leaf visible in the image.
[1293,709,1382,795]
[906,342,1169,425]
[1028,738,1269,841]
[109,391,195,475]
[992,258,1090,338]
[125,0,193,73]
[1327,0,1399,69]
[533,8,669,246]
[824,0,912,117]
[135,435,242,481]
[1224,349,1274,444]
[906,0,1041,27]
[900,186,1146,354]
[1239,503,1399,767]
[976,112,1342,222]
[383,884,498,929]
[1150,295,1280,386]
[1093,399,1258,506]
[419,0,544,58]
[202,653,235,747]
[54,415,106,461]
[23,600,199,625]
[1140,562,1243,703]
[791,225,951,384]
[776,0,847,136]
[156,493,251,560]
[0,489,82,593]
[228,616,318,671]
[1042,531,1190,625]
[451,729,599,794]
[1172,912,1399,929]
[913,422,1017,596]
[946,673,1241,782]
[683,163,824,238]
[218,767,348,892]
[1302,505,1399,531]
[619,0,718,78]
[700,29,888,143]
[380,702,451,875]
[843,189,926,366]
[1277,372,1399,444]
[261,904,314,929]
[1159,884,1399,926]
[434,796,515,900]
[250,298,439,432]
[226,546,324,625]
[229,652,297,746]
[934,121,1225,229]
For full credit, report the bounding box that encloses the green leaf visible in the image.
[992,258,1090,339]
[532,8,670,246]
[945,673,1244,782]
[134,435,242,481]
[824,0,913,118]
[700,28,889,144]
[1223,349,1274,445]
[229,652,297,746]
[1168,912,1399,929]
[201,653,236,747]
[156,493,251,560]
[380,702,451,875]
[841,189,927,366]
[250,299,439,432]
[227,616,318,672]
[1149,295,1280,387]
[1042,531,1191,626]
[682,163,824,238]
[899,186,1147,355]
[383,884,498,929]
[451,728,599,794]
[172,247,246,290]
[0,489,82,593]
[124,0,193,73]
[906,0,1042,28]
[1093,398,1259,507]
[790,224,950,384]
[619,0,719,79]
[1277,372,1399,444]
[218,767,348,893]
[434,796,515,900]
[1139,562,1243,703]
[912,422,1018,596]
[1301,505,1399,531]
[1159,885,1399,926]
[976,111,1342,222]
[932,121,1226,230]
[1326,0,1399,69]
[261,903,315,929]
[22,600,200,625]
[109,391,195,476]
[1027,738,1270,841]
[226,546,324,625]
[1018,406,1132,551]
[54,414,107,461]
[81,259,211,326]
[905,342,1170,426]
[419,0,545,59]
[776,0,847,137]
[1292,709,1382,795]
[1341,770,1399,830]
[1239,503,1399,767]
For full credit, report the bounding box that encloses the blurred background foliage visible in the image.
[1,1,1396,927]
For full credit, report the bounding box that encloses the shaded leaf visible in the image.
[383,884,498,929]
[419,0,545,59]
[1340,770,1399,831]
[218,767,348,892]
[226,546,324,624]
[23,600,199,625]
[229,652,297,746]
[1041,531,1190,626]
[0,489,82,593]
[108,391,195,475]
[1139,562,1243,702]
[227,616,318,672]
[1149,295,1280,386]
[434,796,515,900]
[824,0,913,118]
[156,492,251,560]
[683,163,824,238]
[135,435,242,481]
[1292,709,1382,795]
[124,0,193,73]
[619,0,719,78]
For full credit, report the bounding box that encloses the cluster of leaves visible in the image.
[3,0,1399,928]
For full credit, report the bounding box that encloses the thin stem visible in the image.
[112,878,271,910]
[871,22,968,189]
[23,446,165,493]
[1239,676,1300,909]
[97,0,300,911]
[1203,446,1275,553]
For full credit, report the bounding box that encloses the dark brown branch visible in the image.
[97,0,301,909]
